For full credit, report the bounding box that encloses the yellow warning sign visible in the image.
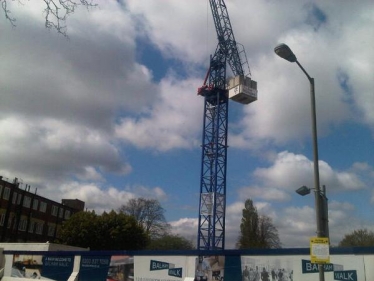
[310,237,330,264]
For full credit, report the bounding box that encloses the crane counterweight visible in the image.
[227,75,258,104]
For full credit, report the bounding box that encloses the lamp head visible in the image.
[296,185,311,196]
[274,43,297,63]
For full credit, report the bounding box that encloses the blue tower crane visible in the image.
[197,0,258,250]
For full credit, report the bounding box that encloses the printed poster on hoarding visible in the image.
[106,255,134,281]
[78,255,111,281]
[11,254,74,280]
[78,255,134,281]
[134,255,196,281]
[241,255,365,281]
[134,255,229,281]
[41,255,75,281]
[194,255,225,281]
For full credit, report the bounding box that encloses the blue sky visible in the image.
[0,0,373,248]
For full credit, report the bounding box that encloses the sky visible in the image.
[0,0,373,249]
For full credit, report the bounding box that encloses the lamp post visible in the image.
[296,185,329,239]
[275,43,325,281]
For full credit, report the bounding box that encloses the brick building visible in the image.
[0,176,84,243]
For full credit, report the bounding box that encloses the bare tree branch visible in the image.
[118,198,171,239]
[2,0,97,37]
[1,0,16,27]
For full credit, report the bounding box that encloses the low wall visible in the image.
[0,247,373,281]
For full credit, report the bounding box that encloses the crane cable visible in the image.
[206,0,210,65]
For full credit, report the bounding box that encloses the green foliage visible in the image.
[57,211,99,248]
[237,199,281,249]
[57,210,148,250]
[237,199,259,248]
[338,229,374,247]
[97,211,149,250]
[147,234,194,250]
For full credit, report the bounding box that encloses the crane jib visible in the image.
[209,0,244,76]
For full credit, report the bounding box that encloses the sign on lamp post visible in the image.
[310,237,330,264]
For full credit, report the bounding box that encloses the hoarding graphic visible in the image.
[195,256,225,281]
[42,255,74,281]
[150,260,173,271]
[78,255,111,281]
[11,254,74,280]
[302,259,335,273]
[334,270,357,281]
[106,255,134,281]
[8,251,369,281]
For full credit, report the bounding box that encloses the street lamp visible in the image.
[275,43,326,281]
[296,185,329,239]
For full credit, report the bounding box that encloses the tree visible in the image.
[236,198,281,249]
[338,229,374,247]
[147,234,194,250]
[96,211,149,250]
[1,0,97,36]
[258,216,281,249]
[57,210,99,248]
[118,198,171,239]
[57,210,148,250]
[237,199,259,248]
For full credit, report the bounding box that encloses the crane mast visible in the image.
[197,0,257,250]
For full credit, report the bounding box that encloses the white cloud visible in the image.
[0,2,157,187]
[170,218,198,232]
[238,186,290,202]
[252,151,367,192]
[126,0,215,65]
[123,185,168,202]
[170,218,198,244]
[115,76,203,151]
[253,151,315,189]
[44,181,169,214]
[329,200,355,211]
[0,117,131,183]
[334,6,374,128]
[276,206,316,247]
[112,0,374,152]
[59,182,134,214]
[1,2,158,127]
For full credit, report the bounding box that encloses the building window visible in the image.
[3,187,10,200]
[51,205,58,216]
[64,210,71,220]
[28,221,35,233]
[47,225,55,237]
[0,213,5,226]
[39,202,47,213]
[18,218,27,231]
[0,185,3,196]
[35,222,44,234]
[33,199,39,210]
[23,196,31,208]
[7,216,13,228]
[59,207,64,218]
[12,192,17,204]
